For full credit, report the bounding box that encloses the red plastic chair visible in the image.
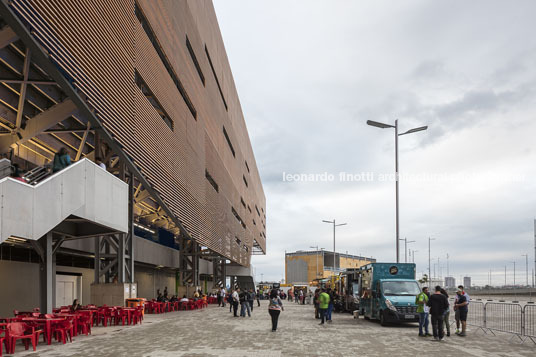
[131,306,143,325]
[54,320,73,344]
[76,314,92,336]
[0,329,7,357]
[99,308,114,327]
[114,309,129,326]
[6,322,38,354]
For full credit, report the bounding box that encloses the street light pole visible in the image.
[367,119,427,263]
[322,219,347,276]
[512,261,516,286]
[428,237,435,283]
[412,250,418,264]
[522,254,528,287]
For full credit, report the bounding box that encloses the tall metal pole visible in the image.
[395,120,400,263]
[333,219,336,273]
[513,261,516,286]
[522,254,528,286]
[428,237,434,283]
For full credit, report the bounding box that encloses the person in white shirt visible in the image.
[179,295,189,303]
[232,288,240,317]
[95,157,106,170]
[219,287,226,307]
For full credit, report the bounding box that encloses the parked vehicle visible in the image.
[357,263,420,326]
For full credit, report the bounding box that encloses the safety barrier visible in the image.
[446,299,535,344]
[523,304,536,343]
[485,303,523,338]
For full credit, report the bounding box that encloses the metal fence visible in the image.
[524,304,536,343]
[447,300,536,344]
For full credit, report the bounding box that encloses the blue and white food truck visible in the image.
[357,263,421,325]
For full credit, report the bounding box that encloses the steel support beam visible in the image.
[15,47,30,128]
[0,98,77,152]
[0,25,17,49]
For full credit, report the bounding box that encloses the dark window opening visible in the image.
[231,207,246,229]
[243,175,248,188]
[240,197,246,209]
[223,126,235,157]
[253,219,256,226]
[205,45,228,111]
[186,35,205,86]
[135,71,173,130]
[205,169,219,192]
[255,205,260,217]
[244,245,249,252]
[247,205,252,214]
[135,3,197,119]
[245,161,250,173]
[235,237,241,246]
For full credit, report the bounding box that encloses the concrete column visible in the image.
[39,232,55,313]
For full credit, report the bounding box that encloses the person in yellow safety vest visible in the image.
[318,288,330,325]
[416,286,431,337]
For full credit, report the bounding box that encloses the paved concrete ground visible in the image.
[14,301,536,357]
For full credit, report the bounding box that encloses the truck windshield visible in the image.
[381,281,420,296]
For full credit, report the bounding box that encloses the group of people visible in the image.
[416,285,470,341]
[217,287,260,318]
[288,288,312,304]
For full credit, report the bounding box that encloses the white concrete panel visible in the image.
[0,159,128,242]
[60,160,85,219]
[32,173,63,239]
[1,180,32,240]
[81,162,96,222]
[93,165,113,230]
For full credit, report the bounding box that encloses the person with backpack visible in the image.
[239,288,251,317]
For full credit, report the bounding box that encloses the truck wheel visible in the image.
[380,310,388,326]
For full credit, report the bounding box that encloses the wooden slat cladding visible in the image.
[11,0,265,265]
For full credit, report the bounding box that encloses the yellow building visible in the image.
[285,250,375,285]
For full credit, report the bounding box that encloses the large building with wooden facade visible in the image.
[0,0,265,315]
[285,250,375,285]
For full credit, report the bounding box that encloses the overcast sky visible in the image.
[213,0,536,286]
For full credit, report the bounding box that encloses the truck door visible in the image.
[372,281,381,319]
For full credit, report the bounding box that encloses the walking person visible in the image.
[220,287,226,307]
[227,292,233,312]
[454,288,469,336]
[326,288,334,323]
[318,288,330,325]
[429,286,449,341]
[416,286,431,337]
[240,288,251,317]
[232,288,240,317]
[256,289,261,307]
[52,147,71,173]
[440,288,451,336]
[268,289,284,332]
[313,289,320,319]
[248,289,255,311]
